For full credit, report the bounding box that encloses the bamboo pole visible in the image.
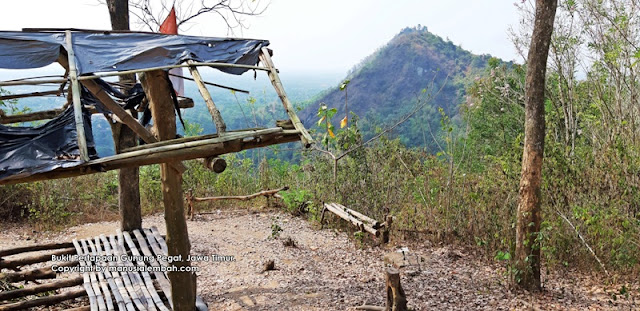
[168,73,249,94]
[259,48,313,147]
[0,89,64,101]
[187,60,227,133]
[77,62,268,82]
[64,30,89,162]
[0,129,301,186]
[0,78,67,87]
[323,203,380,237]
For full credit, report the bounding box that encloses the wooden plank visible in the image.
[187,60,227,133]
[92,236,127,311]
[116,231,158,311]
[64,30,90,162]
[99,235,135,311]
[72,239,98,311]
[124,231,169,311]
[107,233,147,311]
[323,203,379,237]
[149,227,168,255]
[0,288,86,311]
[133,230,172,309]
[85,239,114,311]
[259,48,313,147]
[79,240,107,311]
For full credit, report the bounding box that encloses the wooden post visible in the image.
[259,48,313,147]
[186,189,194,220]
[187,60,227,134]
[385,268,408,311]
[140,70,195,310]
[382,215,393,244]
[63,30,89,162]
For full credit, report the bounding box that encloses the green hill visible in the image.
[301,26,494,150]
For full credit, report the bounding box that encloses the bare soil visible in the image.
[1,208,638,310]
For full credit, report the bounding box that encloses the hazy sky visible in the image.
[0,0,523,76]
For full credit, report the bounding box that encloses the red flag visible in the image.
[159,7,184,96]
[159,7,178,34]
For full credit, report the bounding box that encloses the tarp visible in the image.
[0,106,97,181]
[0,31,269,75]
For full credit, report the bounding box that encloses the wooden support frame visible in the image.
[64,30,89,162]
[259,48,313,147]
[187,60,227,134]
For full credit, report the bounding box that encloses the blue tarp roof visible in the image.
[0,30,269,75]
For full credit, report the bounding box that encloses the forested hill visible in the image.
[300,26,494,150]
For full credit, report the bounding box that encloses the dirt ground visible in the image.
[1,208,638,310]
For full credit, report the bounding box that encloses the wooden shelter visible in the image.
[0,29,312,310]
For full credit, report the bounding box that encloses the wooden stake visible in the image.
[64,30,89,162]
[141,69,195,311]
[187,60,227,134]
[259,48,313,147]
[385,268,408,311]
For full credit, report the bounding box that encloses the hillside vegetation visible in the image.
[301,26,493,150]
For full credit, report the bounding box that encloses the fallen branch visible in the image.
[556,209,610,277]
[193,187,289,202]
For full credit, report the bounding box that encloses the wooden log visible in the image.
[64,306,91,311]
[323,203,380,237]
[187,60,227,133]
[0,275,83,301]
[193,187,289,202]
[385,268,408,311]
[0,242,74,257]
[0,248,76,270]
[203,156,227,173]
[259,48,313,148]
[141,69,195,311]
[64,30,90,162]
[332,203,380,228]
[0,288,87,311]
[0,78,67,87]
[0,261,77,283]
[0,129,301,186]
[0,107,101,125]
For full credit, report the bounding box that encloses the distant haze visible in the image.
[0,0,521,77]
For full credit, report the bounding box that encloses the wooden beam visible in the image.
[64,30,89,162]
[187,60,227,134]
[141,69,195,310]
[0,78,67,87]
[259,48,313,147]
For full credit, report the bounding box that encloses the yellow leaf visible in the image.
[328,128,335,138]
[317,115,326,126]
[340,116,348,128]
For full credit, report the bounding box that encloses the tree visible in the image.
[128,0,267,34]
[514,0,557,291]
[106,0,142,232]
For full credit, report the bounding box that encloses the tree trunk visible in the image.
[106,0,142,232]
[515,0,557,291]
[140,70,195,310]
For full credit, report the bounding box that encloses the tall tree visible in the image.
[106,0,142,232]
[515,0,558,291]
